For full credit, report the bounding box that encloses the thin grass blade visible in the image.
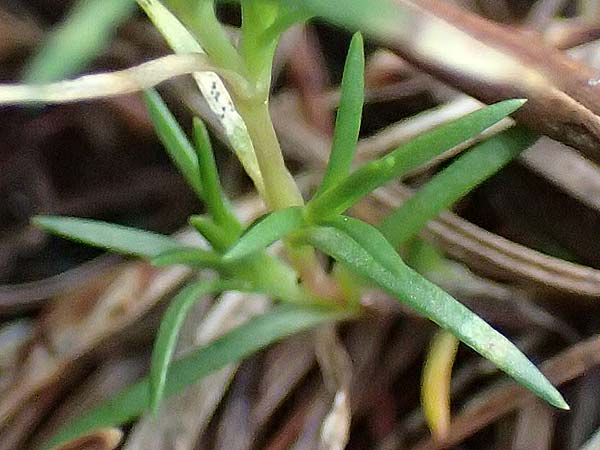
[307,99,526,220]
[193,117,242,235]
[189,215,236,252]
[44,305,351,450]
[150,247,225,269]
[275,0,401,37]
[300,220,568,410]
[224,207,306,261]
[150,280,226,414]
[144,89,204,200]
[380,127,537,247]
[315,31,364,196]
[33,216,185,259]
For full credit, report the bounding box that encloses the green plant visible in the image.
[0,0,568,448]
[24,0,137,83]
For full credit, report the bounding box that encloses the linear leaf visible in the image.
[33,216,185,259]
[44,305,351,450]
[150,247,225,269]
[275,0,401,37]
[224,207,306,261]
[189,215,236,252]
[152,247,308,305]
[232,253,309,304]
[307,99,526,220]
[262,6,313,40]
[193,117,242,235]
[380,127,537,247]
[143,89,203,200]
[150,280,232,413]
[315,31,364,195]
[301,220,568,410]
[322,216,399,275]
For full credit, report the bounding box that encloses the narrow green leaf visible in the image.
[233,253,309,304]
[315,32,365,195]
[150,279,233,413]
[301,220,568,410]
[275,0,402,37]
[44,305,351,450]
[143,89,204,200]
[307,99,526,220]
[24,0,136,83]
[405,239,447,276]
[261,6,314,40]
[192,117,242,235]
[33,216,184,259]
[189,215,236,252]
[380,127,537,247]
[240,0,280,79]
[151,247,308,305]
[224,207,306,261]
[320,216,401,276]
[150,247,225,269]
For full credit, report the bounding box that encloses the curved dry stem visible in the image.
[0,53,249,105]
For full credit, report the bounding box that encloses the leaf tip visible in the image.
[192,115,208,135]
[350,30,364,48]
[31,214,59,230]
[149,256,168,267]
[149,249,181,267]
[540,384,569,410]
[507,98,527,111]
[553,394,570,411]
[31,215,46,227]
[222,245,243,262]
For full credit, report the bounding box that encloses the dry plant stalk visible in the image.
[384,0,600,163]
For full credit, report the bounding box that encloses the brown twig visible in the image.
[373,0,600,163]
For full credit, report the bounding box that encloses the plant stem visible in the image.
[234,3,344,302]
[237,98,304,210]
[167,0,243,73]
[237,97,343,301]
[291,246,346,302]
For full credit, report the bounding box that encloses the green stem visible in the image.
[206,1,343,302]
[167,0,243,73]
[237,99,304,210]
[240,1,279,94]
[236,98,343,301]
